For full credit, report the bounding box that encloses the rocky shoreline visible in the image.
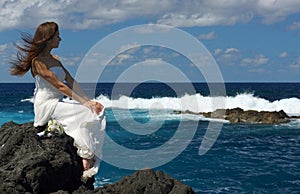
[174,108,300,124]
[0,121,195,194]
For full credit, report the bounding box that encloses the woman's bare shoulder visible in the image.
[52,54,65,67]
[52,54,60,61]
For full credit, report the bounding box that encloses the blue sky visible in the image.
[1,0,300,82]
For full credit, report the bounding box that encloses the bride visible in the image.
[10,21,106,179]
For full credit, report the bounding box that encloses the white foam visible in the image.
[20,97,34,103]
[95,93,300,115]
[21,93,300,115]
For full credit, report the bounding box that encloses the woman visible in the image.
[10,21,106,179]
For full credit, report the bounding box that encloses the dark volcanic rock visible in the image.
[75,168,195,194]
[0,122,195,194]
[0,121,92,193]
[224,108,289,124]
[94,169,195,194]
[175,108,294,124]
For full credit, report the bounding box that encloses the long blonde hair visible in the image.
[10,22,59,76]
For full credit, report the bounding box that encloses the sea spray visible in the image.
[94,93,300,115]
[21,92,300,115]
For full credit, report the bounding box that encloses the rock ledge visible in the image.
[0,121,195,194]
[175,108,300,124]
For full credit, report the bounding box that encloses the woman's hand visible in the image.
[91,101,104,114]
[83,100,104,114]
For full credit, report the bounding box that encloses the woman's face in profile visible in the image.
[48,31,61,48]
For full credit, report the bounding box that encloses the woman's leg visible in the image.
[52,101,102,171]
[82,158,93,170]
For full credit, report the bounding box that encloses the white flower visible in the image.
[46,119,64,136]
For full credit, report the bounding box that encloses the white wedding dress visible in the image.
[33,66,106,179]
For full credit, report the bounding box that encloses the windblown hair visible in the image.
[10,22,59,76]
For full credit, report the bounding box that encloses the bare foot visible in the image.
[82,158,93,170]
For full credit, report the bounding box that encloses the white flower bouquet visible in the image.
[46,119,64,136]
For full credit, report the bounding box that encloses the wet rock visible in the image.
[224,108,289,124]
[175,108,293,124]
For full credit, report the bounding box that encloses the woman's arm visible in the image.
[33,59,102,113]
[61,64,104,113]
[63,67,89,100]
[52,54,89,100]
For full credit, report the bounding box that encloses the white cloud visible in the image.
[198,31,216,40]
[214,47,241,65]
[1,0,300,31]
[157,12,253,27]
[0,44,7,52]
[119,43,141,53]
[115,54,133,64]
[0,42,16,66]
[279,51,288,58]
[248,68,265,73]
[143,47,153,54]
[222,48,240,60]
[214,48,223,56]
[157,0,300,27]
[59,55,82,66]
[287,21,300,35]
[134,24,171,34]
[214,48,271,69]
[288,22,300,30]
[241,54,269,66]
[225,48,239,54]
[0,0,173,31]
[143,58,164,64]
[256,0,300,24]
[289,57,300,69]
[80,51,111,68]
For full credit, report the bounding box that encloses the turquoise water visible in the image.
[1,83,300,193]
[98,109,300,193]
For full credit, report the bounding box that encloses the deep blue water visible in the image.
[0,83,300,193]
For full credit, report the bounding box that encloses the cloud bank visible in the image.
[1,0,300,31]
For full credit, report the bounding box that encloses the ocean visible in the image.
[1,82,300,193]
